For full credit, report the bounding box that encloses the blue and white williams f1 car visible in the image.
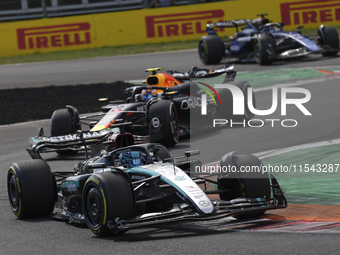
[199,14,339,65]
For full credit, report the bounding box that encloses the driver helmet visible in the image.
[252,18,269,27]
[119,151,144,168]
[268,25,275,33]
[134,94,143,102]
[141,89,157,101]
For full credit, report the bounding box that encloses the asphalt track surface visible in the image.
[1,51,340,254]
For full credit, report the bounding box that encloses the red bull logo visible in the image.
[145,10,225,38]
[17,22,91,50]
[146,73,181,87]
[281,0,340,26]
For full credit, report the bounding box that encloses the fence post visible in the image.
[41,0,47,17]
[21,0,28,14]
[144,0,148,7]
[51,0,58,7]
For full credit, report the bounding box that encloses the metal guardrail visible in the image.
[0,0,193,22]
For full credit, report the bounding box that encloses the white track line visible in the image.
[253,138,340,159]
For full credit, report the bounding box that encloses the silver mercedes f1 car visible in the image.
[8,143,287,236]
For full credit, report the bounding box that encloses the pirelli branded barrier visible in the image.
[16,23,92,51]
[281,0,340,27]
[1,0,340,58]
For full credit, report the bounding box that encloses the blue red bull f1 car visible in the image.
[27,65,255,157]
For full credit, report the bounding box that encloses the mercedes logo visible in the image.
[199,200,210,207]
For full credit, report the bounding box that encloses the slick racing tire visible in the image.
[82,172,135,236]
[232,154,270,220]
[318,26,339,57]
[198,35,225,65]
[50,108,80,155]
[7,160,56,219]
[216,81,255,124]
[148,100,179,147]
[253,34,276,65]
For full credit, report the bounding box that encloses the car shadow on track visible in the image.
[97,216,285,241]
[219,54,340,67]
[97,226,225,241]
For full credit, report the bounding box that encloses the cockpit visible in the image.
[119,150,146,168]
[99,147,151,169]
[76,144,171,174]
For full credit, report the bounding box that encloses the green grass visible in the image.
[0,40,200,65]
[0,27,339,65]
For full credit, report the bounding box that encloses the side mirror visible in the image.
[184,150,200,157]
[88,162,106,169]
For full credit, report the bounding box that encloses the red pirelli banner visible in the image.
[144,10,225,38]
[16,23,91,50]
[281,0,340,26]
[0,0,339,58]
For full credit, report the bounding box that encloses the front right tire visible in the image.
[7,160,56,219]
[50,108,80,155]
[82,172,135,236]
[198,35,225,65]
[148,100,179,147]
[216,81,256,123]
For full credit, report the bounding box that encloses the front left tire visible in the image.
[254,34,276,65]
[82,172,135,236]
[318,25,339,57]
[198,35,225,65]
[218,154,271,219]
